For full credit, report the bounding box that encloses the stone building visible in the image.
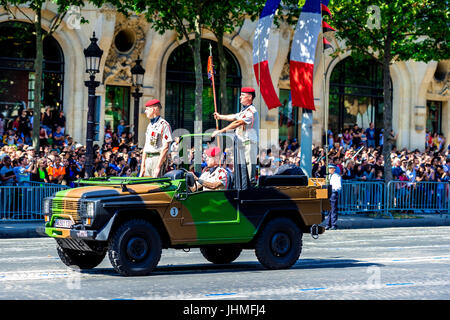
[0,4,448,151]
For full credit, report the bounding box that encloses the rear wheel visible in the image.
[57,245,106,270]
[200,246,242,264]
[108,219,162,276]
[255,217,302,269]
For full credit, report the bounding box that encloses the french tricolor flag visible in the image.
[253,0,282,110]
[290,0,322,110]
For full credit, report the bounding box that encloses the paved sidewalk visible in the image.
[1,213,449,239]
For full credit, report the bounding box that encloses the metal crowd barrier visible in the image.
[338,181,386,215]
[0,182,70,221]
[338,180,449,217]
[386,181,449,215]
[0,180,448,221]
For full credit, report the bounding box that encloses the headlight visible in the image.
[81,201,96,226]
[43,198,52,223]
[43,198,52,215]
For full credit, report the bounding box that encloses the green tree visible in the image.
[204,0,264,112]
[0,0,103,150]
[131,0,209,141]
[329,0,449,182]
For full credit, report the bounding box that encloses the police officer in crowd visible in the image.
[323,163,342,230]
[211,87,259,183]
[139,99,173,178]
[191,146,228,192]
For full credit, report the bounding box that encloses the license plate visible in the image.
[54,219,73,229]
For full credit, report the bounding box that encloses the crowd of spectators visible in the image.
[260,123,450,185]
[1,108,449,187]
[0,106,142,187]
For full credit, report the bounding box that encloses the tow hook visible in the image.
[310,224,320,239]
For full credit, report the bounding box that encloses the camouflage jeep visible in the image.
[39,134,330,276]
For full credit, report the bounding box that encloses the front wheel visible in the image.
[108,219,162,276]
[255,218,302,270]
[57,245,106,270]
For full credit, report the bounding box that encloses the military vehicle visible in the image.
[39,134,329,276]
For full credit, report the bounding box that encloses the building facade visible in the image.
[0,4,448,151]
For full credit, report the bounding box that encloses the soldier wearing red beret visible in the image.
[190,146,228,191]
[212,87,259,183]
[139,99,173,178]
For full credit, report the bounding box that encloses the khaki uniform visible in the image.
[143,116,173,177]
[197,166,229,191]
[234,105,259,182]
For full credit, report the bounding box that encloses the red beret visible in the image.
[241,87,255,93]
[145,99,160,107]
[205,146,221,157]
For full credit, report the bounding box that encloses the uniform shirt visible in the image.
[329,172,342,192]
[143,116,173,154]
[198,166,228,191]
[233,105,259,144]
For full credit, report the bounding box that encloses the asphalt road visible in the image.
[1,227,449,300]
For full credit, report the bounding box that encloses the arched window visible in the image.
[328,56,392,139]
[165,39,241,133]
[0,21,64,125]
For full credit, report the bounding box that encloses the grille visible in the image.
[50,199,82,223]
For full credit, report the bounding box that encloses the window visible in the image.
[165,39,242,133]
[328,57,391,140]
[0,21,64,117]
[426,101,442,134]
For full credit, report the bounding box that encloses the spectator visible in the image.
[0,156,16,185]
[47,156,65,184]
[53,126,65,147]
[31,158,50,183]
[13,156,34,184]
[54,110,66,134]
[365,122,376,148]
[41,107,53,135]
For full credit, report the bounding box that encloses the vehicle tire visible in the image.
[56,245,106,270]
[200,246,242,264]
[255,217,302,270]
[108,219,162,276]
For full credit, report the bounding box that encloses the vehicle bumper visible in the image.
[38,225,97,240]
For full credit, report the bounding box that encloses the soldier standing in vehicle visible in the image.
[211,87,259,184]
[139,99,173,178]
[191,146,228,191]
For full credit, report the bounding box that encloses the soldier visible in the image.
[139,99,173,178]
[191,146,228,191]
[211,87,259,183]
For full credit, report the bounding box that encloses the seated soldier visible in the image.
[191,146,228,191]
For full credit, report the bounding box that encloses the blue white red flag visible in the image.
[289,0,322,110]
[252,0,282,110]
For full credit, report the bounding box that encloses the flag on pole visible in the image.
[323,37,333,50]
[253,0,282,110]
[321,3,332,17]
[290,0,322,110]
[207,55,215,80]
[322,20,335,32]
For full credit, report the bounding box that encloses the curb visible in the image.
[0,215,450,238]
[336,214,450,229]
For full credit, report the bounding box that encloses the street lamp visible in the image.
[131,56,145,145]
[83,32,103,178]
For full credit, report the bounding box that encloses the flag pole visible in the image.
[321,2,330,185]
[209,43,221,151]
